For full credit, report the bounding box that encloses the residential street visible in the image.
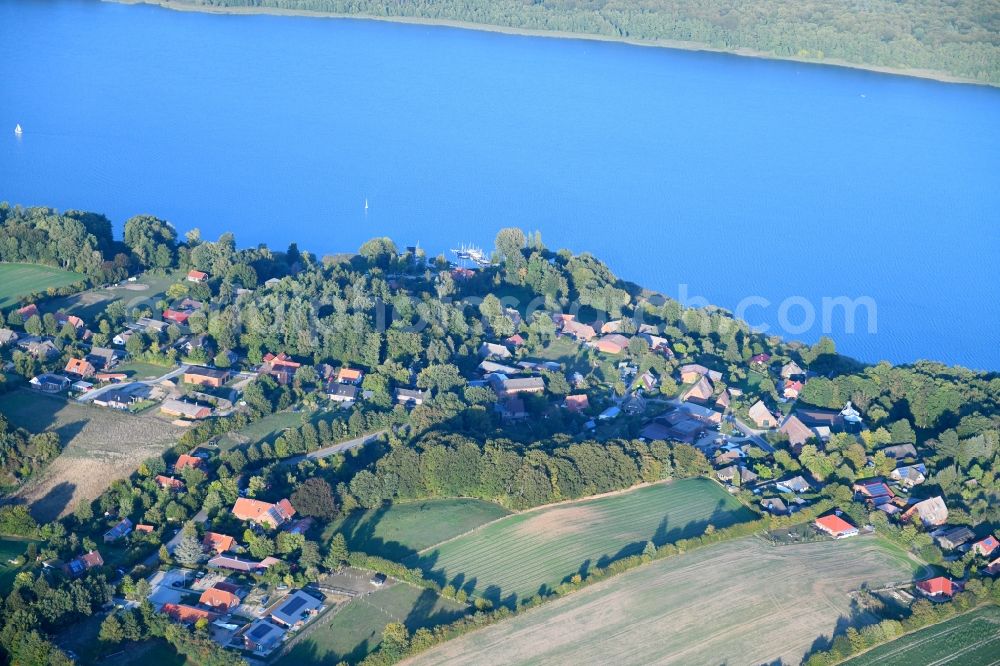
[77,364,190,403]
[279,430,387,467]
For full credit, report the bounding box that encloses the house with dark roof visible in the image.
[935,526,975,550]
[182,365,229,388]
[890,464,926,487]
[30,373,70,393]
[270,590,323,628]
[853,479,895,506]
[760,497,789,515]
[328,383,359,403]
[395,387,428,405]
[103,518,133,543]
[879,444,918,460]
[243,619,286,653]
[86,346,122,370]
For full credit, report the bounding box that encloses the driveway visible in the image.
[78,364,189,403]
[279,430,386,467]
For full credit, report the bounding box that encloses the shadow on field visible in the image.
[28,481,76,522]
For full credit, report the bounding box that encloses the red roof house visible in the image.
[199,586,241,611]
[173,454,203,472]
[162,309,190,325]
[65,357,96,378]
[564,394,590,412]
[186,270,208,283]
[973,535,999,558]
[916,577,954,599]
[162,603,216,624]
[155,475,185,491]
[815,514,859,539]
[232,498,296,528]
[202,531,236,554]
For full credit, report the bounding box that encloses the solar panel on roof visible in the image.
[249,623,273,639]
[279,596,308,616]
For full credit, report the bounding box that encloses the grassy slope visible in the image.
[408,478,755,604]
[841,605,1000,666]
[407,536,915,666]
[324,499,512,562]
[0,263,83,308]
[280,583,466,666]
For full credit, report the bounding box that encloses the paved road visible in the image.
[650,397,775,454]
[77,364,189,403]
[280,430,387,467]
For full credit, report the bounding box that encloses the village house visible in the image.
[103,518,133,543]
[493,375,545,398]
[564,394,590,412]
[780,361,805,379]
[244,619,286,654]
[748,400,776,428]
[853,479,895,506]
[760,497,789,515]
[336,367,364,385]
[775,475,811,493]
[260,352,301,385]
[155,475,186,492]
[915,577,955,600]
[21,338,59,360]
[506,333,525,347]
[63,551,103,577]
[782,380,804,400]
[162,309,191,325]
[681,375,714,402]
[199,585,241,612]
[64,357,96,378]
[202,531,236,554]
[935,526,975,550]
[134,524,154,534]
[395,387,428,405]
[879,444,919,460]
[479,342,513,360]
[890,463,926,487]
[208,554,281,574]
[903,496,949,527]
[16,304,39,319]
[161,398,212,420]
[182,365,229,388]
[132,317,171,336]
[186,269,208,283]
[163,603,215,624]
[86,346,122,370]
[750,353,771,367]
[779,414,816,448]
[328,383,359,404]
[30,373,70,393]
[715,391,731,411]
[595,333,629,355]
[0,328,19,346]
[679,364,722,383]
[174,453,203,472]
[479,360,521,375]
[231,497,296,529]
[972,535,999,558]
[556,314,596,342]
[716,465,757,486]
[270,590,323,628]
[815,514,859,539]
[93,388,140,410]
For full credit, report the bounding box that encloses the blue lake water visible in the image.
[2,0,998,369]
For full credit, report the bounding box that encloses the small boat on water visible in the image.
[364,197,369,212]
[14,123,22,135]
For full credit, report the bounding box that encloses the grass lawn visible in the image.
[279,582,466,666]
[0,537,37,594]
[842,605,1000,666]
[0,263,84,308]
[408,536,916,666]
[408,478,756,605]
[323,499,511,561]
[113,361,176,380]
[219,409,313,451]
[40,270,182,322]
[0,390,182,521]
[531,336,592,374]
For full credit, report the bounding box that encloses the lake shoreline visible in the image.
[109,0,992,89]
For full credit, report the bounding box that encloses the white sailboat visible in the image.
[14,123,22,135]
[364,197,369,213]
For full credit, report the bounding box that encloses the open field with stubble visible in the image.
[0,263,83,308]
[842,604,1000,666]
[408,478,756,605]
[406,536,919,666]
[0,390,182,521]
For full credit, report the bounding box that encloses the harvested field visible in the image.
[842,604,1000,666]
[0,263,83,308]
[408,478,756,605]
[324,499,511,561]
[1,390,182,521]
[406,536,918,666]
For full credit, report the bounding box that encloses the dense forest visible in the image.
[167,0,1000,84]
